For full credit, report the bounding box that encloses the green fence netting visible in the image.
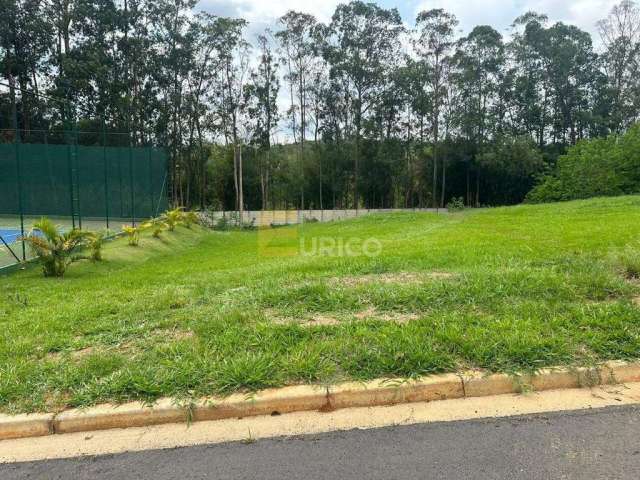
[0,143,168,220]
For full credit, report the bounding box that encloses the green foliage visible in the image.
[163,208,185,232]
[183,211,200,229]
[613,246,640,279]
[22,218,92,277]
[214,212,256,231]
[446,197,465,212]
[122,225,141,246]
[87,231,108,262]
[527,125,640,203]
[141,219,167,239]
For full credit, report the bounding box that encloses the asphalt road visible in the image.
[3,405,640,479]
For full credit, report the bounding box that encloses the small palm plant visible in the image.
[87,230,108,261]
[164,207,184,232]
[122,225,141,246]
[22,218,91,277]
[141,219,167,239]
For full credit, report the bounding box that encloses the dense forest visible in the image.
[2,0,640,210]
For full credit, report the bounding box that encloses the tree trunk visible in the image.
[440,156,446,208]
[238,142,244,224]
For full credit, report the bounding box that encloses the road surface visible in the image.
[2,405,640,479]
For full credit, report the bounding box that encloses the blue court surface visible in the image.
[0,228,23,244]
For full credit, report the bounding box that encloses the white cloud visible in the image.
[197,0,616,45]
[197,0,341,38]
[412,0,614,41]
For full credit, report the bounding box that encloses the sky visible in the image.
[197,0,617,42]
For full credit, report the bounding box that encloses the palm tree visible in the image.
[22,218,92,277]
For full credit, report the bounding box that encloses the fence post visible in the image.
[103,118,110,230]
[14,127,26,261]
[67,141,75,229]
[129,139,135,227]
[74,125,82,230]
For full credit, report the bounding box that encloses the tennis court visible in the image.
[0,216,137,269]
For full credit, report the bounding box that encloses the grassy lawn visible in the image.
[2,196,640,414]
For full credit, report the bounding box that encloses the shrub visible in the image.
[87,231,108,261]
[183,211,200,229]
[198,209,219,229]
[22,218,92,277]
[446,197,465,212]
[214,212,255,231]
[164,207,184,232]
[527,124,640,203]
[122,225,141,246]
[141,219,167,239]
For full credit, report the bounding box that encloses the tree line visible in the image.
[2,0,640,210]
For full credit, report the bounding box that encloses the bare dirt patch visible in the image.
[333,271,455,287]
[633,296,640,307]
[46,346,95,361]
[268,307,420,327]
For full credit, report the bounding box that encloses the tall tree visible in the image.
[598,0,640,132]
[414,9,458,207]
[212,17,249,220]
[453,25,505,206]
[325,0,403,209]
[276,11,319,210]
[245,31,280,210]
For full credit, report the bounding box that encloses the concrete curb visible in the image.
[2,360,639,441]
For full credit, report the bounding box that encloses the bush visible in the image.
[183,211,200,229]
[141,219,167,238]
[214,212,255,231]
[526,124,640,203]
[163,207,184,232]
[87,231,108,261]
[446,197,465,212]
[122,225,141,246]
[22,218,92,277]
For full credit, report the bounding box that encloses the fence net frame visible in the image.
[0,128,169,270]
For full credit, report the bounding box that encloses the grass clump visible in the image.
[613,246,640,279]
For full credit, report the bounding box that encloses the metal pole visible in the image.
[75,124,82,230]
[67,142,75,229]
[102,118,110,229]
[14,128,26,261]
[129,139,135,227]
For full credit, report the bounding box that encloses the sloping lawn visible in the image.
[2,196,640,413]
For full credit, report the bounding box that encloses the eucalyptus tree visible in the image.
[509,12,549,146]
[146,0,198,203]
[244,31,280,210]
[598,0,640,132]
[0,0,53,135]
[453,25,505,205]
[325,0,404,209]
[211,17,250,219]
[540,23,599,144]
[414,9,458,207]
[275,11,319,209]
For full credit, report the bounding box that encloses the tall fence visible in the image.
[0,129,168,269]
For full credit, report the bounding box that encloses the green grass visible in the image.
[2,196,640,413]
